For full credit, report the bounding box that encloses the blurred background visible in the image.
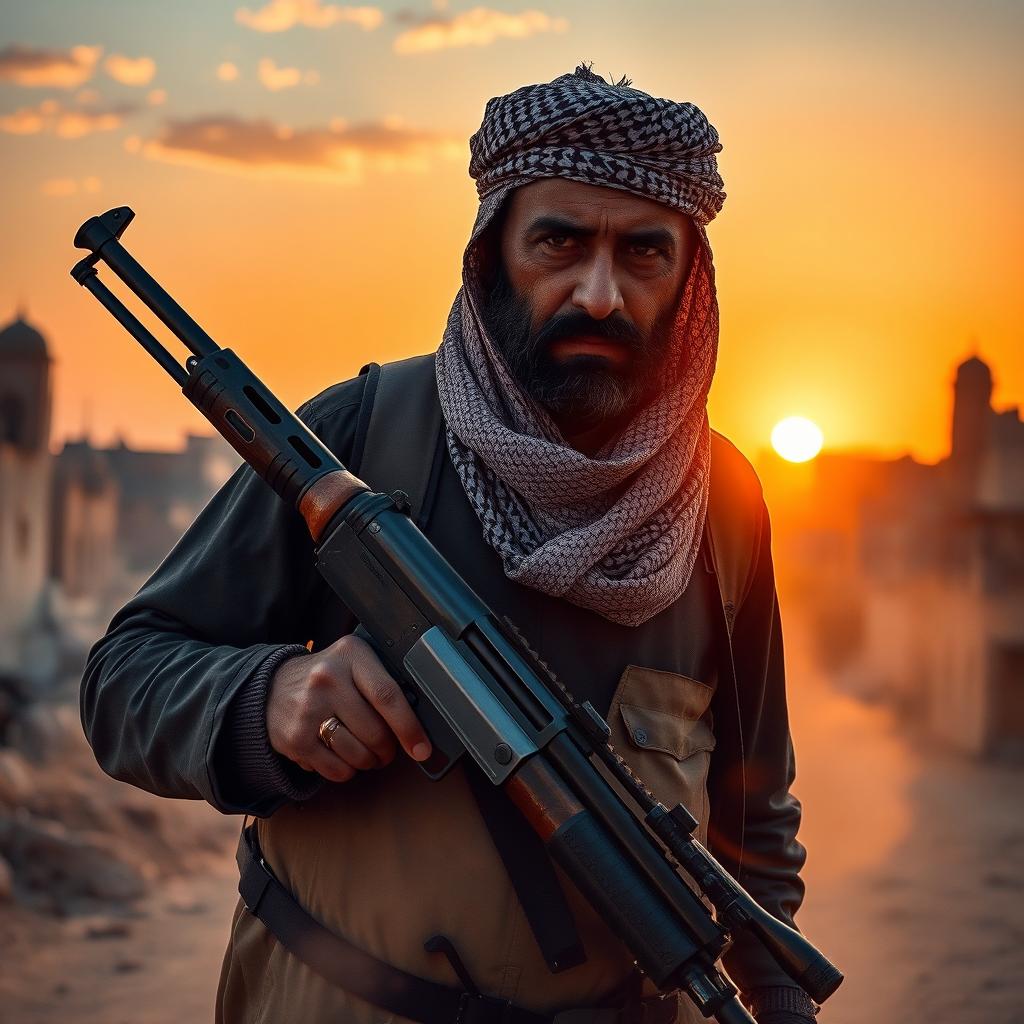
[0,1,1021,1021]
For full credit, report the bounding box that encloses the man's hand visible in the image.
[266,634,432,783]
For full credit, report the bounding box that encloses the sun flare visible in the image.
[771,416,824,463]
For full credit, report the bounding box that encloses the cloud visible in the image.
[0,44,101,88]
[393,7,568,54]
[104,54,157,86]
[259,58,298,91]
[138,113,462,183]
[256,58,321,90]
[0,98,135,138]
[216,62,240,82]
[41,176,102,197]
[236,0,382,32]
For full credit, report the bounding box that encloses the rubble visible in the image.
[0,672,236,921]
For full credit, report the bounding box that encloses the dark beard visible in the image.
[480,266,683,427]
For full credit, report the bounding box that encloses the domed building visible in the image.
[0,310,55,683]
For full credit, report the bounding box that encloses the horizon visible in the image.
[17,299,1013,467]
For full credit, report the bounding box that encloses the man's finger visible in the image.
[333,690,399,766]
[323,722,379,771]
[304,745,358,784]
[350,651,432,761]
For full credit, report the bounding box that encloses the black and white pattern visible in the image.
[436,66,725,627]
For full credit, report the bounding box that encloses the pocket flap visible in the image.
[616,665,714,721]
[619,703,716,761]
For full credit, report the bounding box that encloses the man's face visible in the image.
[480,178,698,428]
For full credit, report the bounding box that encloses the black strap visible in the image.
[237,825,667,1024]
[359,354,443,522]
[353,362,381,476]
[237,824,548,1024]
[464,763,587,974]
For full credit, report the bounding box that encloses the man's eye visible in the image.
[630,245,661,258]
[542,235,573,249]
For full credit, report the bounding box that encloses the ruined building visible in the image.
[0,311,236,684]
[767,352,1024,757]
[0,313,55,684]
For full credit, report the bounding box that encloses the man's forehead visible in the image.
[508,178,683,230]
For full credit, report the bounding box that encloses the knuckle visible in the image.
[306,662,335,692]
[333,633,364,660]
[370,680,399,709]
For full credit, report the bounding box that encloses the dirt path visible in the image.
[787,618,1024,1024]
[1,850,240,1024]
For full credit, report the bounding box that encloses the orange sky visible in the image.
[2,1,1021,463]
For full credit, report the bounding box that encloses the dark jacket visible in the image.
[81,365,813,1022]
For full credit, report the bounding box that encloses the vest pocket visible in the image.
[608,665,717,844]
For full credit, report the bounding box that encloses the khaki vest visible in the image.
[216,357,763,1024]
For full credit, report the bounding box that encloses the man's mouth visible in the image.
[548,335,631,366]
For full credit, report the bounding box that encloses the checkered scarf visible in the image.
[435,65,726,626]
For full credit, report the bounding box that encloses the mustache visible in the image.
[532,310,644,352]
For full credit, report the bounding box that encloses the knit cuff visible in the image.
[225,644,324,807]
[747,987,819,1022]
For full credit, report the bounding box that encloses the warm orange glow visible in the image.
[0,8,1019,463]
[772,416,824,462]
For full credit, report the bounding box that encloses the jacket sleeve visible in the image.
[80,380,364,818]
[710,501,818,1020]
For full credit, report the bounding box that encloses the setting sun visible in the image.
[771,416,824,462]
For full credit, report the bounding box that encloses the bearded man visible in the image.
[82,66,818,1024]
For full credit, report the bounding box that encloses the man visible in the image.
[82,66,816,1023]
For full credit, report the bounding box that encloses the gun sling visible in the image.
[237,824,678,1024]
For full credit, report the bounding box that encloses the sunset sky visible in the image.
[2,0,1021,463]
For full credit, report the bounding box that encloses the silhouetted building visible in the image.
[50,439,119,600]
[98,434,237,577]
[0,310,237,683]
[0,312,54,684]
[770,351,1024,757]
[949,355,994,490]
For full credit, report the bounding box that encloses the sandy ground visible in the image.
[1,859,240,1024]
[1,617,1021,1023]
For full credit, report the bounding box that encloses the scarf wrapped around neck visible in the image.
[435,65,726,627]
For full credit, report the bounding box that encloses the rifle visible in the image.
[71,207,842,1024]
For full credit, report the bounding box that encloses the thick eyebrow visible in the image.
[525,215,677,250]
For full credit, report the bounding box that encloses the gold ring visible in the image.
[318,715,342,750]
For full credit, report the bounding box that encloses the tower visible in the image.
[0,310,51,452]
[0,310,54,681]
[950,354,993,476]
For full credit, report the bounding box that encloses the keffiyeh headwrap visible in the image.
[435,65,726,627]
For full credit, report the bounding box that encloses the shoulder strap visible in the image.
[703,430,765,878]
[357,353,444,527]
[706,430,764,635]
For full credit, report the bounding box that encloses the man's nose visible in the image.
[571,253,624,320]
